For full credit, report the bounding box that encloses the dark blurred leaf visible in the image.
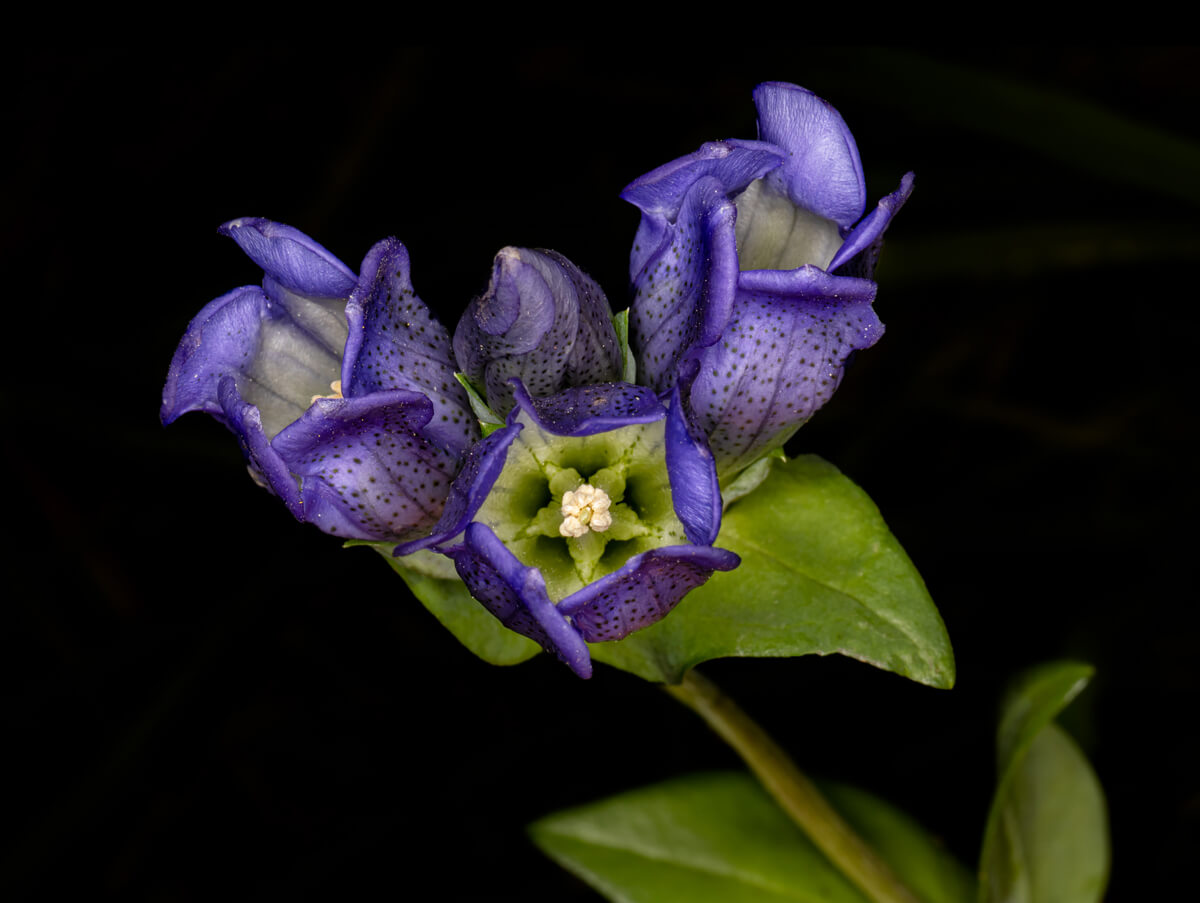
[849,50,1200,207]
[979,662,1109,903]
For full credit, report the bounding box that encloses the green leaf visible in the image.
[530,771,973,903]
[591,455,954,687]
[823,782,976,903]
[979,663,1109,903]
[350,542,539,666]
[993,662,1093,774]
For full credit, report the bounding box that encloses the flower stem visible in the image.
[664,669,925,903]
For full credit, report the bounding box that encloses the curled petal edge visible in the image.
[828,171,916,274]
[665,380,722,546]
[558,544,741,643]
[219,217,357,298]
[215,375,304,519]
[452,522,593,678]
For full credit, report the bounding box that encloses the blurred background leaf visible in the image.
[980,662,1109,903]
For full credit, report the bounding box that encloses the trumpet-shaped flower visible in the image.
[622,82,913,477]
[396,381,740,678]
[162,218,477,540]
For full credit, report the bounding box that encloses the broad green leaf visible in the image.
[530,771,973,903]
[980,663,1109,903]
[824,783,975,903]
[350,542,539,666]
[592,455,954,687]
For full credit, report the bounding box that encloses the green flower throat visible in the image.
[473,409,687,602]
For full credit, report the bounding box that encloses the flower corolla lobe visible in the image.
[621,82,913,479]
[162,218,476,541]
[396,380,738,677]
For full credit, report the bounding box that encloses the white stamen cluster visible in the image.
[309,379,344,407]
[559,483,612,538]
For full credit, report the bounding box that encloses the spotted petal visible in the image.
[448,522,593,678]
[454,247,621,416]
[689,267,881,477]
[626,176,740,393]
[558,545,739,643]
[270,390,462,540]
[393,423,523,556]
[344,238,478,456]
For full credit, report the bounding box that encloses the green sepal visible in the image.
[979,662,1109,903]
[719,446,787,508]
[612,308,637,384]
[348,541,539,666]
[591,455,955,688]
[530,771,975,903]
[454,371,505,431]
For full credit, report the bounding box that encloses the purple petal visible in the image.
[558,545,740,643]
[621,140,782,243]
[690,267,881,476]
[828,171,916,276]
[219,218,357,298]
[450,523,592,678]
[453,247,620,415]
[215,376,304,518]
[664,382,722,546]
[161,285,269,425]
[393,422,522,556]
[514,380,664,437]
[271,390,462,541]
[753,82,866,229]
[628,176,740,393]
[343,238,478,457]
[397,379,669,555]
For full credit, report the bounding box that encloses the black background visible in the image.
[7,47,1197,900]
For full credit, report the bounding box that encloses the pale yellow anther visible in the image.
[309,379,344,407]
[559,483,613,538]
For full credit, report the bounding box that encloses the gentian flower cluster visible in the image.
[163,82,908,678]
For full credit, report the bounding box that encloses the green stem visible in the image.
[664,669,925,903]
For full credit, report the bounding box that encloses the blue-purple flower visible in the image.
[397,381,739,678]
[164,82,908,679]
[454,246,623,417]
[162,218,477,541]
[621,81,913,477]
